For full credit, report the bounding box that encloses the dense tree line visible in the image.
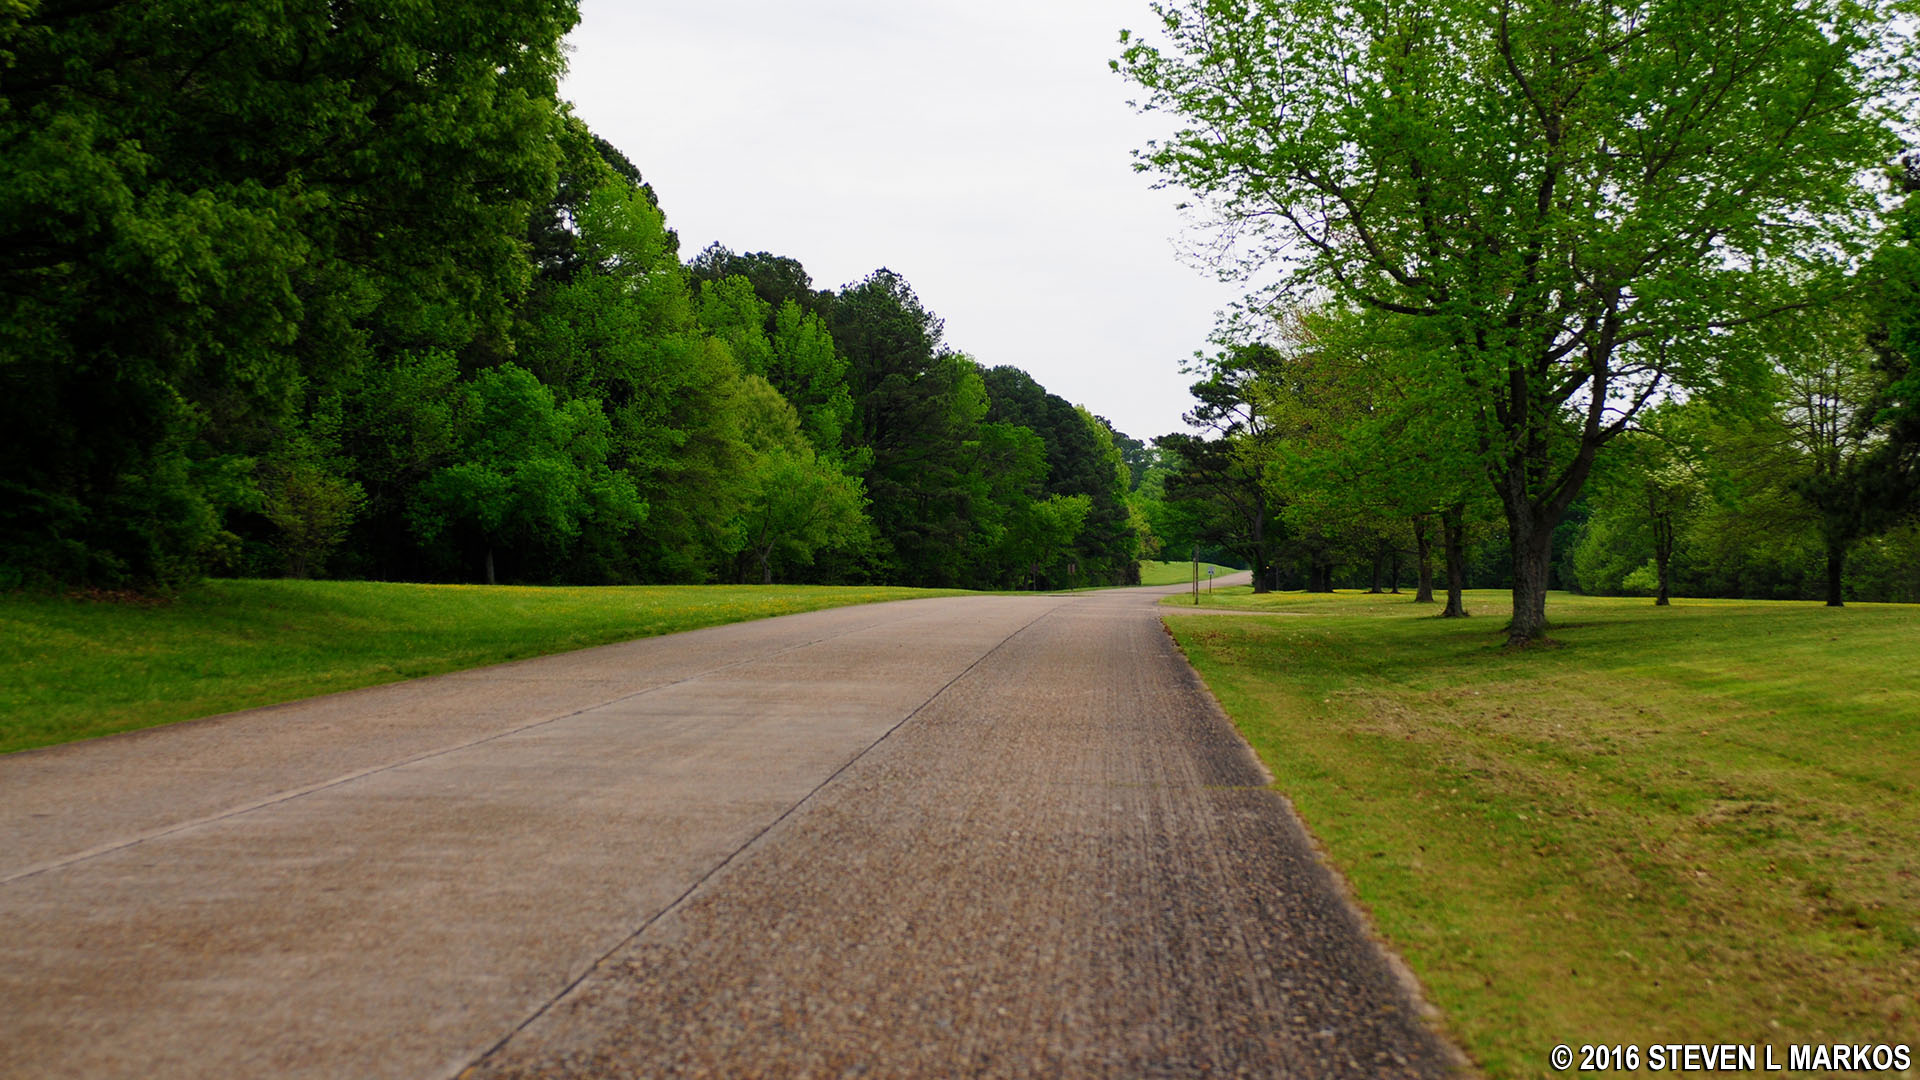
[1135,277,1920,611]
[1,0,1138,591]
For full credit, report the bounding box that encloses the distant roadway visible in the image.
[0,577,1457,1078]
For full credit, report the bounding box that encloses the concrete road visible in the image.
[0,580,1458,1079]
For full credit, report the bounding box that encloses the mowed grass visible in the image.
[1138,559,1240,586]
[1164,589,1920,1078]
[0,579,965,755]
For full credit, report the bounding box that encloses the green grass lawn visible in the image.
[1164,588,1919,1078]
[0,579,965,755]
[1137,559,1242,586]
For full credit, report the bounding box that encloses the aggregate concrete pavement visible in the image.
[0,579,1460,1079]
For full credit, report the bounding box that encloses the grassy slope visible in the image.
[1164,588,1919,1078]
[1138,559,1240,586]
[0,580,964,755]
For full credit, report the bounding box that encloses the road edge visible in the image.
[1157,615,1483,1078]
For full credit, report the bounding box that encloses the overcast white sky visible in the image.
[557,0,1243,443]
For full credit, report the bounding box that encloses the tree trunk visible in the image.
[759,547,774,585]
[1249,490,1271,594]
[1413,514,1435,603]
[1653,513,1672,606]
[1492,419,1603,645]
[1367,549,1385,593]
[484,545,495,587]
[1388,548,1402,593]
[1504,506,1558,644]
[1441,503,1468,618]
[1825,538,1846,607]
[1308,549,1334,593]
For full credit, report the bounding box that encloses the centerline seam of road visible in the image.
[459,597,1071,1077]
[0,602,1008,888]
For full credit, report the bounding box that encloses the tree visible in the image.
[517,180,754,582]
[1003,494,1094,589]
[963,420,1086,588]
[1112,429,1157,492]
[768,300,857,460]
[1858,156,1920,526]
[687,245,834,321]
[733,377,868,584]
[1131,446,1211,565]
[697,276,776,378]
[1232,303,1488,610]
[1074,408,1143,583]
[526,113,659,285]
[1761,304,1888,605]
[1120,0,1901,643]
[1637,454,1702,607]
[1157,345,1289,592]
[258,395,366,580]
[981,366,1139,584]
[685,248,854,454]
[831,270,991,586]
[1569,408,1705,604]
[409,365,643,585]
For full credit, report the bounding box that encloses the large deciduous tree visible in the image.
[1119,0,1902,643]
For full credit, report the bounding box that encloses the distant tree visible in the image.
[733,377,868,584]
[518,181,753,581]
[525,113,665,284]
[1110,429,1157,492]
[327,350,462,580]
[1259,304,1489,612]
[697,277,776,378]
[981,366,1138,584]
[831,270,990,586]
[1121,0,1901,642]
[257,395,365,580]
[1004,494,1093,589]
[1570,410,1705,605]
[688,245,834,320]
[1130,448,1210,566]
[768,301,857,460]
[410,365,642,585]
[962,421,1069,588]
[1763,305,1887,606]
[1074,409,1143,584]
[1157,345,1289,592]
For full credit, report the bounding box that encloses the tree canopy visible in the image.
[1120,0,1906,641]
[1,8,1148,593]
